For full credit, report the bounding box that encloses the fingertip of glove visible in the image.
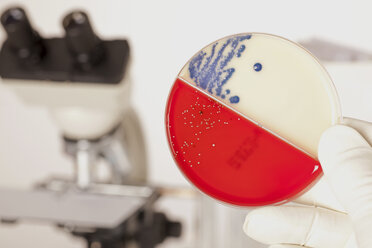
[243,210,253,236]
[320,125,363,148]
[269,245,298,248]
[243,207,279,240]
[319,125,369,163]
[269,245,303,248]
[243,208,265,237]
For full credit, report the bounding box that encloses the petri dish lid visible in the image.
[165,33,341,207]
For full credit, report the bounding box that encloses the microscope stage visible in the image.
[0,187,151,229]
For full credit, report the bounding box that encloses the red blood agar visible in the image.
[166,78,321,206]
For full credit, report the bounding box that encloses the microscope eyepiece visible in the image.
[63,11,105,69]
[0,7,44,61]
[0,7,129,83]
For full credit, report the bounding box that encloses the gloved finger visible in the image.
[243,206,352,248]
[292,118,372,212]
[294,176,345,213]
[269,245,308,248]
[318,122,372,248]
[343,117,372,145]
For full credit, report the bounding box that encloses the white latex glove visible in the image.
[243,118,372,248]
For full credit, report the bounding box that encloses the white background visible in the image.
[0,0,372,247]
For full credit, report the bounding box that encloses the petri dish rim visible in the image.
[165,32,342,207]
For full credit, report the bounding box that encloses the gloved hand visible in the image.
[243,117,372,248]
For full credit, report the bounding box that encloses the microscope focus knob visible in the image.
[166,219,182,238]
[63,11,104,68]
[0,7,44,62]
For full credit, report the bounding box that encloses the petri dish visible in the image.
[165,33,341,207]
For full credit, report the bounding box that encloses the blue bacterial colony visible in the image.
[188,34,252,104]
[254,63,262,71]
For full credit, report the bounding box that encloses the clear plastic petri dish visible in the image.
[165,33,341,207]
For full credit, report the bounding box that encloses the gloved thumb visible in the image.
[318,117,372,248]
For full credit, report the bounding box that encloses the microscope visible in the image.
[0,7,181,248]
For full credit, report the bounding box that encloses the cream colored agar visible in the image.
[179,33,340,158]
